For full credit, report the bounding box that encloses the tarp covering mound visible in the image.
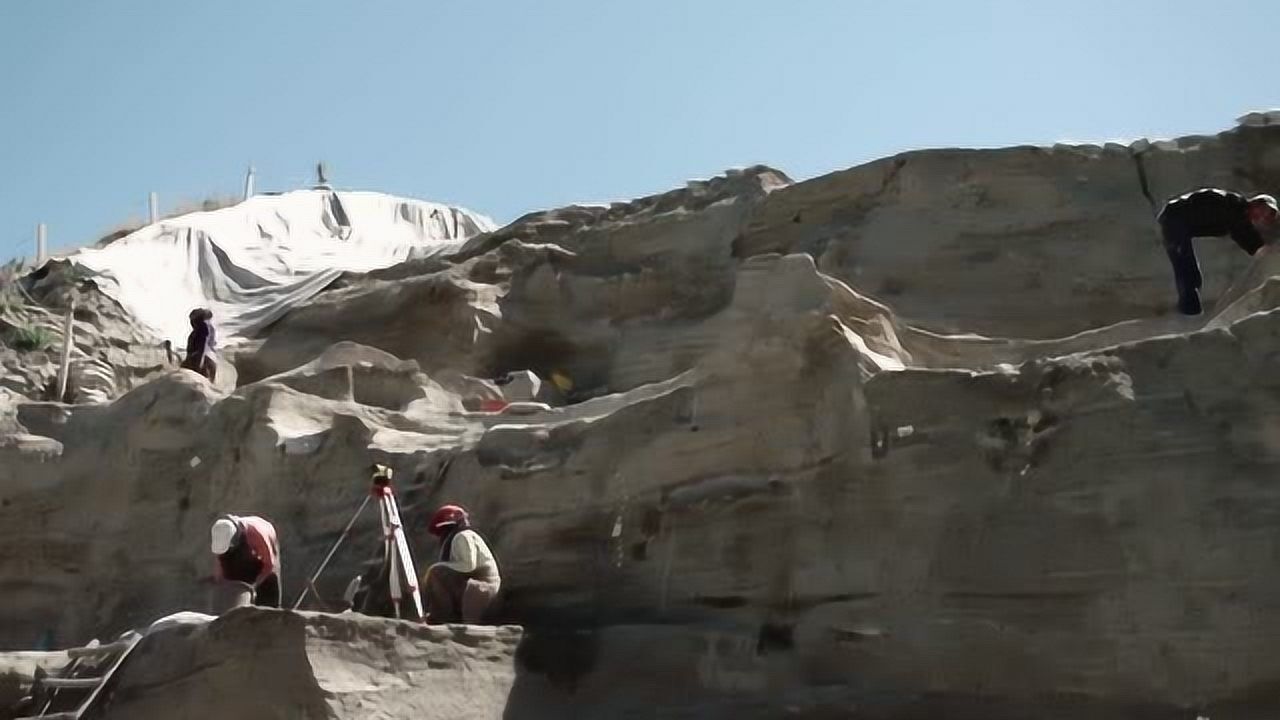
[61,189,496,346]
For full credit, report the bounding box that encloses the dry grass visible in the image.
[3,324,54,351]
[0,261,56,351]
[0,260,25,315]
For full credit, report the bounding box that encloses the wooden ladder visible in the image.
[16,632,142,720]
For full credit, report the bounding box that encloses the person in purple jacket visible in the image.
[181,307,217,381]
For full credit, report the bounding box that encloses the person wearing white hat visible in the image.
[211,514,282,608]
[1157,189,1279,315]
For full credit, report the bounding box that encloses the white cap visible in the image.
[211,518,238,554]
[1251,193,1279,214]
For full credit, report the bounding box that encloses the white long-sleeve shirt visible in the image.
[434,529,500,584]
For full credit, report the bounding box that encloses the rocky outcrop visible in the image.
[739,123,1280,338]
[4,119,1280,718]
[94,609,521,720]
[2,262,176,402]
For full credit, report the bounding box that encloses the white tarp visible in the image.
[62,189,496,346]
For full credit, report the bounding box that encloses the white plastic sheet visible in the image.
[63,190,496,346]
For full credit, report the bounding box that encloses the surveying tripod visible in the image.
[292,464,424,620]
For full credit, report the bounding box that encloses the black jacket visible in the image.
[185,320,209,360]
[1158,188,1264,254]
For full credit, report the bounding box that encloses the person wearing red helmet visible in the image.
[421,504,501,624]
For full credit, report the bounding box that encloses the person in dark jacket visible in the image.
[180,308,217,381]
[1157,189,1278,315]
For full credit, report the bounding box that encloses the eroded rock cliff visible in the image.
[4,118,1280,718]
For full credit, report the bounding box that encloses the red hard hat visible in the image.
[429,504,469,537]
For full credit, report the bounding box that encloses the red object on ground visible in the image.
[479,399,509,412]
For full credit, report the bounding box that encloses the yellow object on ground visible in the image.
[550,371,573,392]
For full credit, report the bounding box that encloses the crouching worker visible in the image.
[421,505,500,624]
[211,514,282,608]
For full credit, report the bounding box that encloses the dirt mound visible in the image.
[86,609,520,720]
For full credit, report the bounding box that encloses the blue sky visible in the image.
[2,0,1278,261]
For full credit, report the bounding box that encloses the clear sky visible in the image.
[2,0,1278,261]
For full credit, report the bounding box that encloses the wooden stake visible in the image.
[56,297,76,402]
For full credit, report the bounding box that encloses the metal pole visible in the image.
[56,296,76,402]
[290,493,373,610]
[243,165,255,200]
[384,490,423,619]
[36,224,47,264]
[148,192,159,224]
